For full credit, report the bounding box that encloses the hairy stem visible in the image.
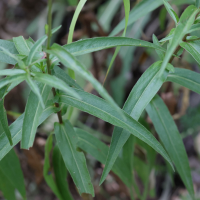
[46,0,63,124]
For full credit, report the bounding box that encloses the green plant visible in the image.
[0,0,200,199]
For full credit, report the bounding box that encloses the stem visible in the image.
[169,34,187,63]
[46,0,63,124]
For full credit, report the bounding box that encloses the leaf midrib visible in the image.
[151,100,190,188]
[61,125,87,193]
[59,94,168,161]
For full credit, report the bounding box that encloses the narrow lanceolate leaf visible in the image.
[26,35,47,66]
[67,0,87,44]
[103,0,130,83]
[26,75,45,108]
[48,44,124,118]
[44,135,64,200]
[76,128,132,187]
[0,102,59,161]
[163,0,179,24]
[58,87,173,169]
[0,69,26,76]
[13,36,30,55]
[53,145,73,200]
[0,149,26,199]
[100,61,169,185]
[159,5,199,76]
[32,72,80,99]
[110,0,170,36]
[54,121,94,196]
[180,40,200,65]
[52,66,83,90]
[21,83,51,149]
[0,87,12,145]
[0,74,26,90]
[146,95,194,199]
[167,68,200,94]
[63,37,167,56]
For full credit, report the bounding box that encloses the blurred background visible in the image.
[1,0,200,199]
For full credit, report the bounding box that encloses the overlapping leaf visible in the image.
[0,102,59,160]
[57,87,173,169]
[54,121,94,196]
[0,87,12,145]
[159,5,199,76]
[100,61,169,184]
[44,135,64,200]
[21,83,51,149]
[146,95,194,198]
[0,149,26,199]
[167,68,200,94]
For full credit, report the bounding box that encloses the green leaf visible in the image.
[167,68,200,94]
[47,44,124,118]
[180,40,200,65]
[0,169,16,200]
[0,87,12,145]
[163,0,179,24]
[21,83,51,149]
[51,25,62,35]
[67,0,87,78]
[26,75,45,108]
[58,87,173,171]
[54,120,94,196]
[67,0,87,44]
[100,61,169,185]
[159,5,199,76]
[0,149,26,199]
[153,34,165,60]
[53,145,73,200]
[196,0,200,8]
[0,46,25,68]
[52,66,83,90]
[0,69,26,76]
[13,36,30,56]
[32,72,80,99]
[0,74,26,90]
[146,95,194,199]
[63,37,167,56]
[110,0,170,36]
[76,128,132,187]
[103,0,130,83]
[188,23,200,33]
[0,101,58,161]
[26,35,47,66]
[44,135,64,200]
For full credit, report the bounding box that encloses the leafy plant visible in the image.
[0,0,200,199]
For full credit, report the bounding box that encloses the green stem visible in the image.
[46,0,63,124]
